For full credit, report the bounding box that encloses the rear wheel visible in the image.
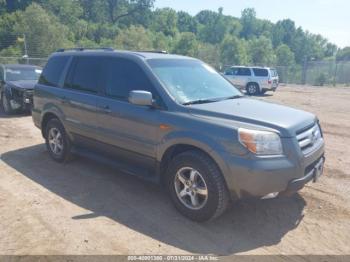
[1,92,14,114]
[246,83,260,96]
[45,118,71,163]
[166,150,229,222]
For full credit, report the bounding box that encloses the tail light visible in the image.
[268,80,272,84]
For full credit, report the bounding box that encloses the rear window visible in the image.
[252,68,268,77]
[39,56,69,87]
[270,69,278,77]
[65,56,103,94]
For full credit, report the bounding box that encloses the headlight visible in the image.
[238,128,283,155]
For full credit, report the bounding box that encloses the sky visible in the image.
[154,0,350,48]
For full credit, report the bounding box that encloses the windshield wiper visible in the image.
[183,95,244,106]
[223,95,244,100]
[183,98,220,105]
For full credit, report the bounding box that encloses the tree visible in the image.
[173,32,198,57]
[150,8,177,37]
[220,35,248,66]
[114,25,153,50]
[240,8,258,39]
[104,0,154,23]
[248,36,276,65]
[276,44,295,66]
[14,3,72,57]
[177,11,198,33]
[196,8,227,44]
[41,0,83,25]
[197,43,221,69]
[336,47,350,61]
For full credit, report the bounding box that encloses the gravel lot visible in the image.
[0,85,349,256]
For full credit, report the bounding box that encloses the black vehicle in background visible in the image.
[0,64,42,114]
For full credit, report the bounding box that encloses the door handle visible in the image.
[60,96,68,104]
[99,105,112,114]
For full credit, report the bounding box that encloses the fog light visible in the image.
[262,192,279,199]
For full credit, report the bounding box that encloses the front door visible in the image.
[95,57,163,175]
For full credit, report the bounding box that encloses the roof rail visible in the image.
[137,50,168,54]
[56,47,114,52]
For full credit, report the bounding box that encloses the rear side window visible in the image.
[252,68,268,77]
[237,68,251,76]
[103,58,157,101]
[65,56,103,94]
[39,56,69,87]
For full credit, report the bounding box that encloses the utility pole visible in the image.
[23,33,29,64]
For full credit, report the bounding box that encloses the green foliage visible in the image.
[337,47,350,61]
[173,32,198,57]
[0,1,344,71]
[248,36,276,65]
[14,3,73,57]
[220,35,248,66]
[150,8,177,37]
[314,72,328,86]
[276,44,295,66]
[114,25,153,50]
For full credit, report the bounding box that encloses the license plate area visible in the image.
[313,157,324,182]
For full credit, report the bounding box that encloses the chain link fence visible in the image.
[276,60,350,86]
[0,56,47,67]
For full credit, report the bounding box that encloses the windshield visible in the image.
[147,59,242,104]
[5,67,42,81]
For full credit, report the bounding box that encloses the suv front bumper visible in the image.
[220,140,325,199]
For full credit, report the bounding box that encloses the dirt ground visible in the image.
[0,85,349,257]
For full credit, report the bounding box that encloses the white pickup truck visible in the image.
[224,66,279,95]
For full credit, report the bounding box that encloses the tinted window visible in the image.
[66,56,103,94]
[224,68,234,75]
[39,56,69,87]
[253,68,268,77]
[103,58,157,101]
[237,68,251,76]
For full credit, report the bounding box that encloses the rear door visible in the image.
[62,56,102,144]
[235,67,252,87]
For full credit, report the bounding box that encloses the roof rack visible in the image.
[137,50,168,54]
[56,47,114,52]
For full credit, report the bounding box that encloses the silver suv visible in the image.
[224,66,279,95]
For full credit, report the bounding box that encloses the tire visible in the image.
[166,150,230,222]
[1,92,14,115]
[246,83,260,96]
[45,118,71,163]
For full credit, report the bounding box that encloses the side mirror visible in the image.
[129,90,153,107]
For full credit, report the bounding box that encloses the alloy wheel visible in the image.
[174,167,209,210]
[48,127,64,156]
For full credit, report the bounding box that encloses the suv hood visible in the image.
[188,97,316,137]
[7,80,37,90]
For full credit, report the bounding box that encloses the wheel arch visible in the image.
[158,136,231,191]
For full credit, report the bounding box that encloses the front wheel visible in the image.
[246,83,260,96]
[166,150,229,222]
[1,92,14,115]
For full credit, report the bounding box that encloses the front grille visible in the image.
[296,123,323,155]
